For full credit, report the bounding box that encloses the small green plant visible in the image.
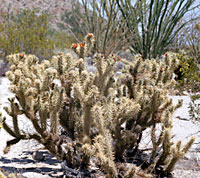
[175,51,200,92]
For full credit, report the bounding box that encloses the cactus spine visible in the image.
[1,34,194,177]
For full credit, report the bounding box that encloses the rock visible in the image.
[32,151,45,161]
[116,61,123,70]
[86,57,94,65]
[86,65,96,74]
[115,71,122,76]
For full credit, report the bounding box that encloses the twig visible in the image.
[176,116,190,121]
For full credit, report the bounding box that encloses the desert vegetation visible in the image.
[0,0,200,178]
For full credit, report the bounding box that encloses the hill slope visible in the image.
[0,0,75,28]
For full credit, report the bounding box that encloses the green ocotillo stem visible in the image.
[116,0,195,59]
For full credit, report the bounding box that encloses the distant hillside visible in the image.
[0,0,76,28]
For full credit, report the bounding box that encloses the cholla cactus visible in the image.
[0,168,21,178]
[71,33,96,58]
[119,52,195,173]
[1,34,194,177]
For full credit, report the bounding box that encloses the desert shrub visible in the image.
[1,34,195,177]
[175,51,200,92]
[48,29,77,50]
[0,9,55,60]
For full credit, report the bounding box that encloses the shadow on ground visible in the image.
[0,151,63,177]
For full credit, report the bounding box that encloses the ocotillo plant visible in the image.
[1,34,195,177]
[116,0,196,59]
[180,23,200,63]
